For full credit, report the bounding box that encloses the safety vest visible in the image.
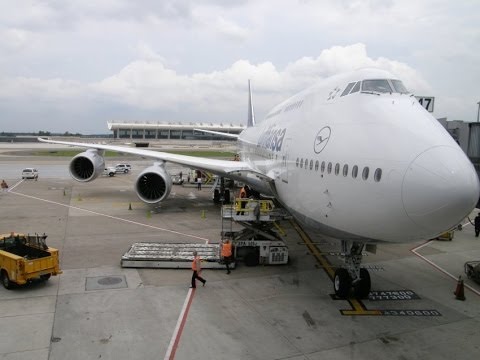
[239,187,246,198]
[192,256,200,271]
[221,242,232,257]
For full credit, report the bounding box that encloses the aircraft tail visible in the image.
[247,79,256,128]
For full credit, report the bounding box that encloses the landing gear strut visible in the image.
[333,240,371,299]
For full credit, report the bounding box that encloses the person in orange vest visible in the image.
[221,239,233,274]
[237,186,247,215]
[190,250,206,288]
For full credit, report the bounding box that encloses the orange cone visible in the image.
[454,276,465,301]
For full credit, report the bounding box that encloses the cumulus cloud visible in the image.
[88,43,428,116]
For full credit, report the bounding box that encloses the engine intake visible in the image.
[69,149,105,182]
[135,163,172,204]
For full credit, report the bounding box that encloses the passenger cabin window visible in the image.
[300,158,304,168]
[310,160,313,170]
[374,168,382,182]
[350,81,361,94]
[335,163,340,175]
[327,162,332,174]
[321,161,326,173]
[362,79,392,93]
[315,160,319,171]
[341,82,355,96]
[296,158,299,167]
[343,164,348,177]
[362,167,370,180]
[352,165,358,178]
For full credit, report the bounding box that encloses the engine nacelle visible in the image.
[135,163,172,204]
[69,149,105,182]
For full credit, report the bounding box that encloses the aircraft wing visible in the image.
[37,137,269,181]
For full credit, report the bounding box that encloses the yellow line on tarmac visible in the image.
[290,219,382,317]
[290,219,334,278]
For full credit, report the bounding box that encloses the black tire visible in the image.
[213,189,220,203]
[40,274,51,281]
[354,268,371,299]
[244,250,259,267]
[333,268,351,298]
[124,169,129,174]
[1,270,13,290]
[109,172,114,177]
[224,189,231,204]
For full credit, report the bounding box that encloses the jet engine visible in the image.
[69,149,105,182]
[135,162,172,204]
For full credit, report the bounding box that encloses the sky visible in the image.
[0,0,479,134]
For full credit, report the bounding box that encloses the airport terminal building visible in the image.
[107,121,245,141]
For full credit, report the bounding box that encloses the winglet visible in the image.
[247,79,256,128]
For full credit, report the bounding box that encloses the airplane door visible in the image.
[280,138,292,184]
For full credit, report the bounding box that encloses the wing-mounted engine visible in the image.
[69,149,105,182]
[135,162,172,204]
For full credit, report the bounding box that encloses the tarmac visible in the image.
[0,146,480,360]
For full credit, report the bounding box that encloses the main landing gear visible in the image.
[333,240,371,299]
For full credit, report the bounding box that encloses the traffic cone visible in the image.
[201,210,206,219]
[454,276,466,301]
[128,203,132,210]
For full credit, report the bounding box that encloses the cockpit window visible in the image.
[391,80,409,94]
[362,79,392,93]
[350,81,361,94]
[341,82,355,97]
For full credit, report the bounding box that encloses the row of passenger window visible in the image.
[295,157,382,182]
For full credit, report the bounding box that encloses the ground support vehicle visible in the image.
[465,261,480,284]
[103,167,116,177]
[115,164,131,173]
[221,199,290,266]
[121,243,234,269]
[21,168,39,180]
[0,233,62,289]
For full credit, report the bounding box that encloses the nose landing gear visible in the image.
[333,241,371,299]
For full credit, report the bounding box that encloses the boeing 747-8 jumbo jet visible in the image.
[39,68,480,298]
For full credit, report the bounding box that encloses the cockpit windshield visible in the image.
[342,79,411,97]
[362,79,392,93]
[390,80,409,94]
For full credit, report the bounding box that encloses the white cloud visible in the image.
[0,0,479,132]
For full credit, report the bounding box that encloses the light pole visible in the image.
[477,101,480,122]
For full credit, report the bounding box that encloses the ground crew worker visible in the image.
[191,250,206,288]
[221,239,233,274]
[475,213,480,237]
[1,180,8,192]
[237,186,247,215]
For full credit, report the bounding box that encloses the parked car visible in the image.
[21,168,39,180]
[171,175,184,185]
[103,167,116,177]
[115,164,131,173]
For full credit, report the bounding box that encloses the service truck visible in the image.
[0,233,61,289]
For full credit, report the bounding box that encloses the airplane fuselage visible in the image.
[238,69,479,244]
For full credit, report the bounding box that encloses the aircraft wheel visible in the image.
[244,250,259,267]
[1,270,13,290]
[333,268,351,298]
[354,268,371,299]
[213,189,220,203]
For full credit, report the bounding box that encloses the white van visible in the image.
[22,168,39,180]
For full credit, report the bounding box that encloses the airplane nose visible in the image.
[402,146,480,233]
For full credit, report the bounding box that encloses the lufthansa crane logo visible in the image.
[314,126,331,154]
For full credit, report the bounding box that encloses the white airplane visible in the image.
[39,68,480,298]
